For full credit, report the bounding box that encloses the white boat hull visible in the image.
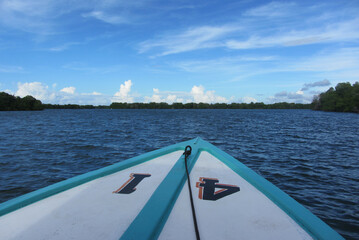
[0,138,343,239]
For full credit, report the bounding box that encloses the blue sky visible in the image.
[0,0,358,105]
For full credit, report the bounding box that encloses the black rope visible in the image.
[183,145,200,240]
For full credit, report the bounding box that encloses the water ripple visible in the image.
[0,109,358,239]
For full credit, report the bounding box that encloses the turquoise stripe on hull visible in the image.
[120,139,200,240]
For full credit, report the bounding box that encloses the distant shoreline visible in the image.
[41,102,311,110]
[2,80,358,113]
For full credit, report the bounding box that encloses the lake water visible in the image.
[0,109,358,239]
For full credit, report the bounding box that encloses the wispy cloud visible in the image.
[244,1,296,18]
[286,47,359,72]
[170,46,359,88]
[174,55,277,73]
[47,42,82,52]
[139,2,359,56]
[62,62,124,74]
[0,0,146,34]
[44,34,116,52]
[0,0,70,34]
[82,11,129,24]
[139,25,239,56]
[225,18,359,49]
[0,65,23,73]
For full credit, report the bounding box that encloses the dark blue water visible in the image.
[0,109,358,239]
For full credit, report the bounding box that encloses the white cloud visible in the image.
[241,96,257,103]
[145,92,162,103]
[244,2,296,18]
[144,88,183,103]
[174,55,276,73]
[142,85,228,104]
[225,18,359,50]
[60,86,76,94]
[166,94,177,102]
[138,4,359,56]
[0,0,145,34]
[80,91,103,96]
[63,62,124,74]
[2,89,13,94]
[13,81,110,105]
[0,0,65,34]
[211,47,359,83]
[139,25,238,56]
[82,11,128,24]
[11,81,245,105]
[15,82,55,101]
[296,90,304,95]
[112,80,134,103]
[48,42,81,52]
[288,48,359,72]
[190,85,227,103]
[0,65,23,73]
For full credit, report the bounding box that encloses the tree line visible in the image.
[2,82,358,112]
[311,82,359,113]
[0,92,310,111]
[0,92,44,111]
[109,102,310,109]
[42,104,109,109]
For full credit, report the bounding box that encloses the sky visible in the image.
[0,0,358,105]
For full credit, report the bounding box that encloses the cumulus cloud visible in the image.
[142,85,228,104]
[60,86,76,94]
[13,81,110,105]
[11,81,229,105]
[241,96,257,103]
[2,89,13,94]
[301,79,331,91]
[190,85,227,103]
[112,80,134,103]
[145,88,162,103]
[15,82,55,101]
[144,88,184,103]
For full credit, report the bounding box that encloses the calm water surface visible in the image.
[0,109,358,239]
